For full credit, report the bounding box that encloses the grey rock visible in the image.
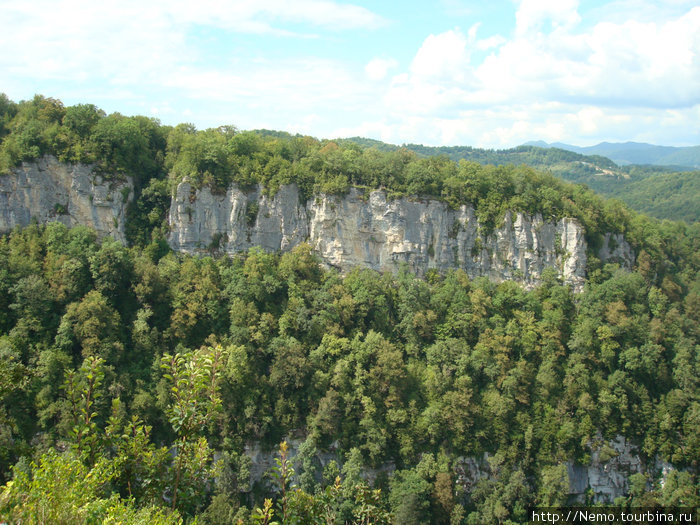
[0,156,132,241]
[566,435,679,504]
[241,434,680,503]
[243,437,393,490]
[599,232,636,269]
[454,454,493,493]
[168,182,308,254]
[169,183,634,290]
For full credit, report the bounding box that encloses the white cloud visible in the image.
[515,0,581,35]
[150,56,383,134]
[410,29,472,79]
[0,0,385,88]
[161,57,371,116]
[365,57,398,81]
[378,3,700,146]
[476,35,507,51]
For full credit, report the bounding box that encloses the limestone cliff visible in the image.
[168,181,308,254]
[169,182,635,290]
[0,156,133,242]
[0,159,636,288]
[242,434,674,504]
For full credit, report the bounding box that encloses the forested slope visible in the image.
[526,140,700,168]
[0,94,698,524]
[338,137,700,223]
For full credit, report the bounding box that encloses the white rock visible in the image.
[0,156,132,241]
[169,183,634,290]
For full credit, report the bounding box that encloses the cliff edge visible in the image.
[168,181,635,290]
[0,156,133,242]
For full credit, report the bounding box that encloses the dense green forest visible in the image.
[526,140,700,168]
[1,225,699,523]
[337,137,700,224]
[549,166,700,225]
[0,94,699,523]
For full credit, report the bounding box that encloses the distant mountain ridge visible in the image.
[525,140,700,168]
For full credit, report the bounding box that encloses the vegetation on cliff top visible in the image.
[2,94,698,267]
[337,137,700,224]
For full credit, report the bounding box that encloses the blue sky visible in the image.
[2,0,699,147]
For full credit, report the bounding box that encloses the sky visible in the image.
[1,0,699,148]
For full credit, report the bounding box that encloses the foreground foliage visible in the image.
[0,219,697,523]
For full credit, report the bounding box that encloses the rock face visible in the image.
[568,436,643,503]
[169,183,633,290]
[0,159,635,289]
[307,188,589,290]
[242,434,673,504]
[598,232,636,269]
[0,156,133,242]
[451,436,677,504]
[244,438,395,490]
[567,435,677,504]
[454,454,493,494]
[168,181,308,254]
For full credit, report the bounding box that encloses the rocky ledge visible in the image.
[0,156,133,242]
[168,182,635,291]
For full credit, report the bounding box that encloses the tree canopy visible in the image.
[0,220,697,523]
[0,94,698,523]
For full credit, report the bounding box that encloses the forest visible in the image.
[0,94,698,524]
[337,138,700,224]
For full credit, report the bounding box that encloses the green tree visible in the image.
[160,344,229,514]
[0,449,182,525]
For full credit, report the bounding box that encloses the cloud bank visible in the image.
[370,2,700,146]
[1,0,698,147]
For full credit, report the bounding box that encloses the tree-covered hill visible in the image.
[0,94,698,523]
[527,140,700,168]
[339,137,700,224]
[559,166,700,224]
[0,224,698,523]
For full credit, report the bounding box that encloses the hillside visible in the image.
[0,94,698,524]
[339,137,700,223]
[527,140,700,168]
[557,165,700,224]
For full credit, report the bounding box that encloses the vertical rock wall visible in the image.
[169,182,634,290]
[0,160,636,290]
[305,188,590,290]
[0,156,133,242]
[241,434,674,504]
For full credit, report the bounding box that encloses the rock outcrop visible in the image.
[568,436,643,503]
[241,434,673,504]
[0,159,636,289]
[0,156,133,242]
[167,181,308,255]
[567,435,678,504]
[169,182,634,290]
[244,438,395,491]
[306,188,589,290]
